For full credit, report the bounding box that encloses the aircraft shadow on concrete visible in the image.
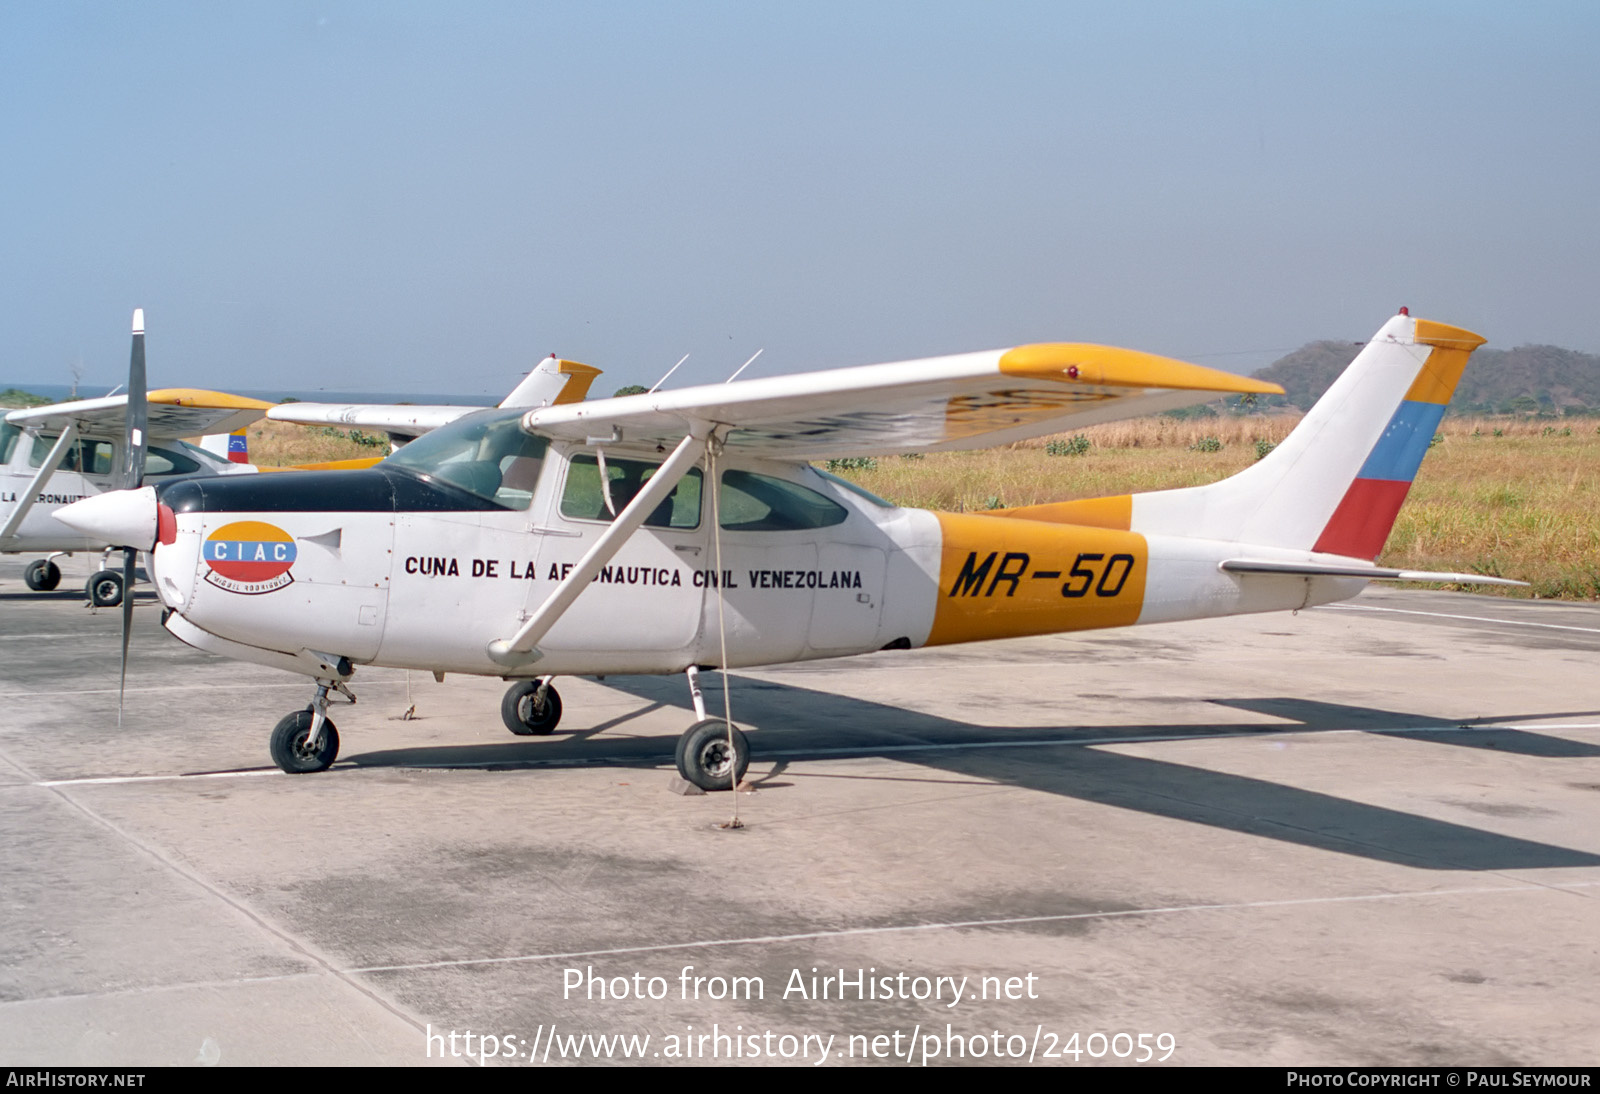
[346,674,1600,872]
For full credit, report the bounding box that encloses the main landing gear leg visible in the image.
[270,680,355,774]
[685,665,707,720]
[674,668,748,792]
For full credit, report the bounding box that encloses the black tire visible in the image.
[501,680,562,736]
[676,718,749,792]
[269,710,340,774]
[87,569,123,607]
[24,560,61,591]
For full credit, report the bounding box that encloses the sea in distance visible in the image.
[0,383,501,408]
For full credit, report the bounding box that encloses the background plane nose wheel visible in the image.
[269,709,340,773]
[501,679,562,736]
[24,560,61,591]
[87,569,123,607]
[676,718,750,792]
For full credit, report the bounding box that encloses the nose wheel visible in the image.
[87,569,124,607]
[675,718,749,792]
[269,681,354,773]
[269,709,340,773]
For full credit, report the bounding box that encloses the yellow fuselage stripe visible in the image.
[927,512,1148,646]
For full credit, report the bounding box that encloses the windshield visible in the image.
[383,409,548,510]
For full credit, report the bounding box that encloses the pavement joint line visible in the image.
[31,779,438,1043]
[24,721,1598,787]
[350,880,1600,975]
[1320,603,1600,635]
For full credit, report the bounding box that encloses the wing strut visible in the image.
[487,427,711,668]
[0,424,79,545]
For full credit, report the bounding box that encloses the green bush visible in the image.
[1045,434,1091,457]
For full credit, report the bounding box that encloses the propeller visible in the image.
[116,309,148,724]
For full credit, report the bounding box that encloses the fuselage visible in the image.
[149,415,1362,680]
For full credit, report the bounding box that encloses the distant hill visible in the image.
[1254,341,1600,415]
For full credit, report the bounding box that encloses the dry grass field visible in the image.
[247,419,386,466]
[836,415,1600,601]
[248,414,1600,601]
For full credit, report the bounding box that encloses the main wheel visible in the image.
[676,718,749,792]
[24,560,61,591]
[269,710,340,773]
[87,569,123,607]
[501,680,562,736]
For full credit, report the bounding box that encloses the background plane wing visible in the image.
[266,355,603,439]
[5,388,274,440]
[520,343,1282,459]
[265,403,478,438]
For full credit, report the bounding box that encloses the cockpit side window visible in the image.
[560,454,702,529]
[718,470,848,531]
[0,423,20,465]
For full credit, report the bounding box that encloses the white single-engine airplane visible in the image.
[62,308,1515,788]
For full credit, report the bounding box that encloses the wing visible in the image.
[265,403,480,438]
[519,343,1282,459]
[5,388,274,440]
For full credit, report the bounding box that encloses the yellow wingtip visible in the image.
[149,388,278,411]
[998,344,1284,396]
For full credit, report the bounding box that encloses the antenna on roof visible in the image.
[647,354,690,394]
[724,348,763,383]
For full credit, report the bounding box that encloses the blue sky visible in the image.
[3,1,1597,397]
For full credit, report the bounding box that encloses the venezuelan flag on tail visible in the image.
[1310,318,1483,558]
[198,428,252,465]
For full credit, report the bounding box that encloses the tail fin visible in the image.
[1131,311,1485,557]
[499,354,602,409]
[199,428,251,464]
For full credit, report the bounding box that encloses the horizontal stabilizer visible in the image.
[265,403,478,440]
[1220,558,1526,587]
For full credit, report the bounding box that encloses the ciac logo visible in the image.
[202,520,298,594]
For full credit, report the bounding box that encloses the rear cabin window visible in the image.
[145,446,202,476]
[560,454,702,529]
[717,470,848,531]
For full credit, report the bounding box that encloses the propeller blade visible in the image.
[118,308,148,491]
[118,547,136,726]
[116,308,147,725]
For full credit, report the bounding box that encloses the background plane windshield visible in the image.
[384,409,547,510]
